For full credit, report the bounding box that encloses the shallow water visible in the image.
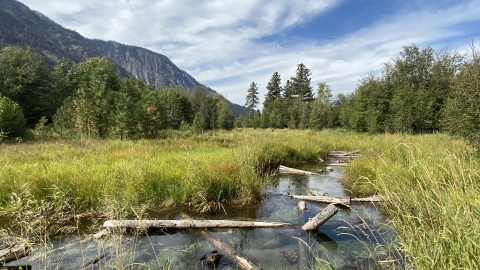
[7,163,400,269]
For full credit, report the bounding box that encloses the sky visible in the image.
[18,0,480,106]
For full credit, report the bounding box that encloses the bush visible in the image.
[0,95,27,138]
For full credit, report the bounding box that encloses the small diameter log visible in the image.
[278,165,319,175]
[0,241,31,265]
[291,195,351,206]
[351,196,385,202]
[101,220,294,231]
[301,204,338,231]
[329,150,359,157]
[328,163,348,167]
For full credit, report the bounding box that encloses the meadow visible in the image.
[1,129,479,269]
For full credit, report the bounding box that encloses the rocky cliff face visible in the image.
[88,39,215,94]
[0,0,245,115]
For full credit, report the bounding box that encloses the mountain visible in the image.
[0,0,245,115]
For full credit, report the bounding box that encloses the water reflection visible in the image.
[6,164,400,269]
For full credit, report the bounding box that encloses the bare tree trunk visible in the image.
[278,165,319,175]
[291,195,351,205]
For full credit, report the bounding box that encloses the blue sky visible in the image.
[18,0,480,106]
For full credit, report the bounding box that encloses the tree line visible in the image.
[0,46,234,140]
[239,43,480,147]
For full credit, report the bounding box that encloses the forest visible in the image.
[1,43,479,148]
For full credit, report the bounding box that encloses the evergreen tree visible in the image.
[289,64,314,102]
[159,87,193,129]
[264,72,282,108]
[245,82,259,114]
[309,82,334,130]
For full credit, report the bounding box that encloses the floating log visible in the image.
[329,150,360,157]
[351,196,385,202]
[328,163,348,167]
[291,195,351,205]
[302,204,338,231]
[278,165,319,175]
[0,241,31,265]
[100,220,295,231]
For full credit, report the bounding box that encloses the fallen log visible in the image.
[278,165,319,175]
[101,219,295,231]
[307,188,329,197]
[180,213,261,270]
[328,163,348,167]
[351,196,385,202]
[0,266,32,270]
[0,241,31,265]
[329,150,360,157]
[302,204,338,231]
[291,195,351,205]
[297,201,307,211]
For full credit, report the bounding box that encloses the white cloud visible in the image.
[17,0,480,106]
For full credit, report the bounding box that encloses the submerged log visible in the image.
[180,213,261,270]
[278,165,319,175]
[291,195,351,205]
[100,220,295,231]
[301,204,338,231]
[0,241,31,265]
[307,188,329,197]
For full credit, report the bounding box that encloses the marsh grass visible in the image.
[1,129,479,269]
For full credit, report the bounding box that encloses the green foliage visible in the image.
[287,63,314,102]
[264,72,283,108]
[192,112,206,134]
[245,81,259,113]
[159,87,193,129]
[0,95,27,138]
[0,46,51,126]
[309,82,334,130]
[442,57,480,147]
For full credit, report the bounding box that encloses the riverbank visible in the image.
[1,129,479,268]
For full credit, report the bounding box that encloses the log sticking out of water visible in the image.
[302,204,338,231]
[278,165,319,175]
[179,213,261,270]
[0,241,31,265]
[199,230,261,270]
[291,195,351,205]
[297,201,307,211]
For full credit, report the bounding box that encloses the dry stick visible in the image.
[350,196,385,202]
[80,251,110,269]
[329,150,360,157]
[278,165,320,175]
[301,204,338,231]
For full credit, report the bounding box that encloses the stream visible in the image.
[5,162,401,269]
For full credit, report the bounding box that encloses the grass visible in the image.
[1,129,479,269]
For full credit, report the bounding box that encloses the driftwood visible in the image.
[198,230,261,270]
[179,213,261,270]
[307,188,329,197]
[302,204,338,231]
[291,195,351,205]
[278,165,319,175]
[100,220,295,231]
[328,163,348,167]
[329,150,360,157]
[351,196,385,202]
[0,241,31,265]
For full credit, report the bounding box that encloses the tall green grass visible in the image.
[1,129,479,268]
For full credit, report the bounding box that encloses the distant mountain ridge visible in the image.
[0,0,245,115]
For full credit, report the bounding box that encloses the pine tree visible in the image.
[290,64,314,102]
[245,82,259,114]
[264,72,282,108]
